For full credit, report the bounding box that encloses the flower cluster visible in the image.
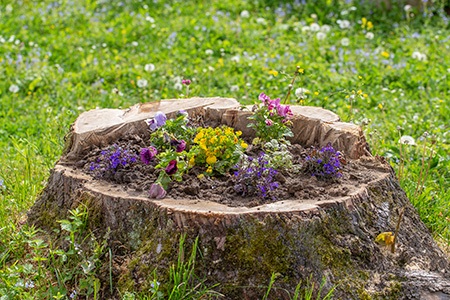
[304,144,343,180]
[248,92,294,144]
[89,144,138,178]
[233,152,279,200]
[188,126,248,174]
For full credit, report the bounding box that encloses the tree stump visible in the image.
[28,98,449,299]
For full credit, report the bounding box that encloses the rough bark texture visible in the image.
[28,98,449,299]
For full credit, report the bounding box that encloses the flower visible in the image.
[137,79,148,88]
[165,159,178,175]
[265,119,273,126]
[316,32,326,40]
[9,84,19,93]
[276,104,293,118]
[365,32,374,40]
[144,63,155,72]
[140,146,157,164]
[146,111,167,131]
[341,38,350,46]
[240,10,250,18]
[295,87,309,99]
[310,23,320,31]
[320,24,331,32]
[230,85,239,92]
[411,51,427,61]
[337,19,351,29]
[149,183,167,199]
[205,49,214,55]
[206,155,217,165]
[404,4,412,11]
[171,139,186,152]
[399,135,416,145]
[182,79,191,85]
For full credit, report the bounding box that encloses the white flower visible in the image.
[404,4,412,11]
[316,32,326,40]
[256,17,267,25]
[230,85,239,92]
[301,26,310,32]
[240,10,250,18]
[337,19,351,29]
[144,63,155,72]
[320,25,331,32]
[295,87,309,99]
[131,41,139,47]
[411,51,427,61]
[341,38,350,46]
[5,4,13,13]
[145,16,155,23]
[9,84,19,93]
[231,55,240,63]
[399,135,416,145]
[174,82,183,90]
[137,79,148,88]
[205,49,214,55]
[365,32,375,40]
[310,23,320,31]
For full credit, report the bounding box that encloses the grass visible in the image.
[0,0,449,298]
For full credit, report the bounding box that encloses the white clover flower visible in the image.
[256,17,267,25]
[365,32,375,40]
[131,41,139,47]
[404,4,412,11]
[230,55,240,63]
[337,19,351,29]
[310,23,320,31]
[145,16,155,23]
[144,63,155,72]
[9,84,19,93]
[230,85,239,92]
[205,49,214,55]
[316,32,326,40]
[174,82,183,90]
[137,79,148,88]
[295,87,309,99]
[412,51,427,61]
[320,25,331,32]
[341,37,350,46]
[301,26,311,32]
[399,135,416,145]
[240,10,250,18]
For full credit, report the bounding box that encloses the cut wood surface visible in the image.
[29,97,449,299]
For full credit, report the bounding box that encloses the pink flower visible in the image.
[258,92,271,105]
[176,140,186,152]
[265,119,273,126]
[140,146,158,164]
[149,183,167,199]
[267,98,280,111]
[182,79,191,86]
[276,104,293,118]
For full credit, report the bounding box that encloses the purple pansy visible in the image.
[145,111,167,131]
[165,159,178,175]
[149,183,167,199]
[140,146,158,164]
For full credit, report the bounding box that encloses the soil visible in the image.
[75,127,390,208]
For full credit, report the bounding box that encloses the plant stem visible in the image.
[283,66,301,104]
[391,207,405,254]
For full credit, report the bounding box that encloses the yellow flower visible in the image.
[189,156,196,167]
[206,166,213,174]
[236,130,242,136]
[197,174,205,179]
[381,51,389,58]
[378,103,383,109]
[241,142,248,149]
[367,21,373,30]
[206,155,217,165]
[268,70,279,77]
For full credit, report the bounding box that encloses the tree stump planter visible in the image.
[28,98,449,299]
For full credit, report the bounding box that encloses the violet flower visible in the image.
[182,79,191,86]
[165,159,178,175]
[175,140,186,152]
[145,111,167,131]
[148,183,167,199]
[265,119,273,126]
[140,146,158,164]
[258,92,271,105]
[276,104,293,118]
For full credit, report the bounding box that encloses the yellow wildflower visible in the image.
[206,155,217,165]
[268,70,279,76]
[241,141,248,149]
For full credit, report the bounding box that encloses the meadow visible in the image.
[0,0,449,298]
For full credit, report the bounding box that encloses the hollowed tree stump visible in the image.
[28,98,449,299]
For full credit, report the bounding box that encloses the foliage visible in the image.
[233,152,279,200]
[304,144,343,180]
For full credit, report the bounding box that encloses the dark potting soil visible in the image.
[77,130,390,208]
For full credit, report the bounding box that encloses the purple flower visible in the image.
[140,146,158,164]
[149,183,167,199]
[267,98,280,111]
[182,79,191,86]
[165,160,178,175]
[265,119,273,126]
[146,111,167,131]
[258,92,271,105]
[176,140,186,152]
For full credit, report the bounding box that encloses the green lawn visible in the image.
[0,0,449,298]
